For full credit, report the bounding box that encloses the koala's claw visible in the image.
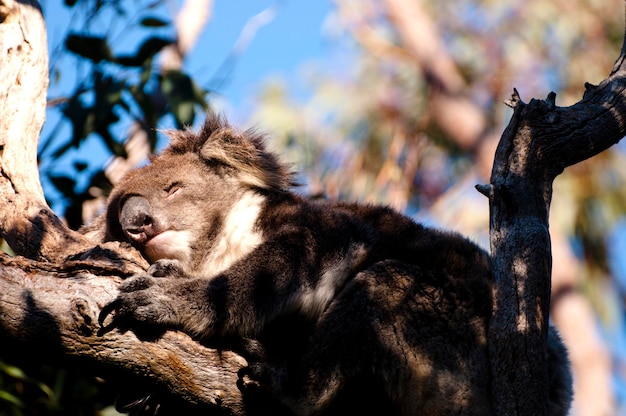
[148,259,185,278]
[97,274,181,341]
[237,364,268,392]
[98,275,158,330]
[98,298,123,327]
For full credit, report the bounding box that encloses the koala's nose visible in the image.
[120,196,154,244]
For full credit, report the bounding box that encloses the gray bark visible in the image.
[482,36,626,413]
[0,0,87,262]
[0,252,248,413]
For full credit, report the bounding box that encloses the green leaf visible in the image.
[161,70,197,127]
[58,94,95,156]
[192,81,209,110]
[49,176,77,198]
[74,161,88,172]
[173,101,195,127]
[0,390,24,407]
[97,128,127,158]
[65,33,114,63]
[140,16,170,27]
[115,37,172,67]
[0,362,26,380]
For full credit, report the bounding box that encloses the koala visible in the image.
[92,114,572,415]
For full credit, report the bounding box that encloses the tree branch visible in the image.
[0,254,247,413]
[485,5,626,411]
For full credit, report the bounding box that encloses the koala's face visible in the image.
[98,116,293,274]
[105,152,239,266]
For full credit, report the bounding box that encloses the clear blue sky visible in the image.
[41,0,336,121]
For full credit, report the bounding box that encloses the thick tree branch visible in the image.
[484,8,626,412]
[0,253,248,413]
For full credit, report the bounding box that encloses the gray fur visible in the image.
[93,114,572,415]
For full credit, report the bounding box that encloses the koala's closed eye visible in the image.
[165,183,182,198]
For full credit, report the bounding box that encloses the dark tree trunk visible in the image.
[482,39,626,412]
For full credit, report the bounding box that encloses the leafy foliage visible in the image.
[0,359,121,416]
[40,0,208,228]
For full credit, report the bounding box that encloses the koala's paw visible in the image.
[99,275,178,339]
[238,363,270,392]
[237,362,285,395]
[148,259,185,278]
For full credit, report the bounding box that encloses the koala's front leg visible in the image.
[99,273,217,340]
[99,275,180,336]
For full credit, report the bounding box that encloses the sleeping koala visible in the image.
[91,114,572,415]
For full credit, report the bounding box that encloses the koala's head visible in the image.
[101,114,295,268]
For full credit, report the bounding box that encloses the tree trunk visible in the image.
[0,0,88,262]
[483,47,626,412]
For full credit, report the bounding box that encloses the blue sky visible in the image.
[41,0,336,122]
[193,1,335,115]
[38,0,338,209]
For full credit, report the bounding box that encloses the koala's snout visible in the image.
[120,196,157,245]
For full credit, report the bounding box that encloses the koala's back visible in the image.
[241,196,494,415]
[251,198,570,415]
[329,259,491,414]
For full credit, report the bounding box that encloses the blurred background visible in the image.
[1,0,625,414]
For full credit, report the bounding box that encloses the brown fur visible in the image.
[92,114,572,415]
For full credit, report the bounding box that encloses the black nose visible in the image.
[120,196,154,244]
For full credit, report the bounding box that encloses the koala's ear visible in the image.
[200,126,295,191]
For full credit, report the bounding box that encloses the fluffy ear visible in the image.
[164,113,296,191]
[200,125,295,191]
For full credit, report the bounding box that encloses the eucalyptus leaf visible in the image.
[65,33,114,63]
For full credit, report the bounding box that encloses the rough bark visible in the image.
[0,253,248,413]
[0,0,88,262]
[480,37,626,413]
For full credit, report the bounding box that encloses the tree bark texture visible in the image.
[483,44,626,413]
[0,253,248,413]
[0,0,88,262]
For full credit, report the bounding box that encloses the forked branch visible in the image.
[484,1,626,414]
